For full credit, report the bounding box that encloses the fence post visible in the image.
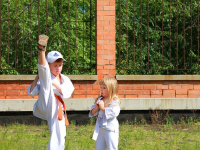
[96,0,116,80]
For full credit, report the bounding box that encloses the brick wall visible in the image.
[71,81,99,98]
[96,0,116,79]
[1,80,200,99]
[0,81,38,99]
[118,81,200,98]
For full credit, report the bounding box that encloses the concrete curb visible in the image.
[1,98,200,111]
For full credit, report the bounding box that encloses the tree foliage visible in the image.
[0,0,96,75]
[1,0,200,75]
[116,0,200,75]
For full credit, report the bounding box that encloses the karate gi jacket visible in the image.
[27,62,74,150]
[89,97,120,140]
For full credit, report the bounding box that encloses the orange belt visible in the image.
[54,94,69,126]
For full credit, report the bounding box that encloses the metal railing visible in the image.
[116,0,200,75]
[0,0,96,75]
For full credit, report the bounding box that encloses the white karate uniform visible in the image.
[89,97,120,150]
[27,62,74,150]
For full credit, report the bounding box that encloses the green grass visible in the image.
[1,118,200,150]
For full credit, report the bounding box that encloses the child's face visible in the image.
[49,61,63,76]
[100,84,108,98]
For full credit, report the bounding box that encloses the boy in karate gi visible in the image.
[27,35,74,150]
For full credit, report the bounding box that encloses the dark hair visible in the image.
[55,58,63,63]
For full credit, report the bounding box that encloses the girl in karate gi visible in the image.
[27,35,74,150]
[89,76,120,150]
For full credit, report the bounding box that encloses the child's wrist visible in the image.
[100,106,105,111]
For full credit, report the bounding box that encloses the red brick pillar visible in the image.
[96,0,116,79]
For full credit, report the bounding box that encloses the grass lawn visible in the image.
[1,118,200,150]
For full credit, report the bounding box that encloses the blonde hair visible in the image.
[100,76,120,106]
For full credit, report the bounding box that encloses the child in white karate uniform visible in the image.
[89,76,120,150]
[27,35,74,150]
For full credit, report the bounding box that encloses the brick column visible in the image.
[96,0,116,79]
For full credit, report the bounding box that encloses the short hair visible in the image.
[54,58,63,63]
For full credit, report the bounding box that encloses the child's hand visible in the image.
[95,103,99,109]
[91,101,100,115]
[52,80,56,87]
[98,100,104,107]
[52,81,62,95]
[98,100,105,112]
[95,101,100,108]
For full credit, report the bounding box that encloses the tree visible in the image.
[116,0,200,75]
[0,0,96,75]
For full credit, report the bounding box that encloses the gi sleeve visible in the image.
[37,62,52,108]
[105,100,120,120]
[60,75,75,99]
[89,104,99,117]
[27,81,40,96]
